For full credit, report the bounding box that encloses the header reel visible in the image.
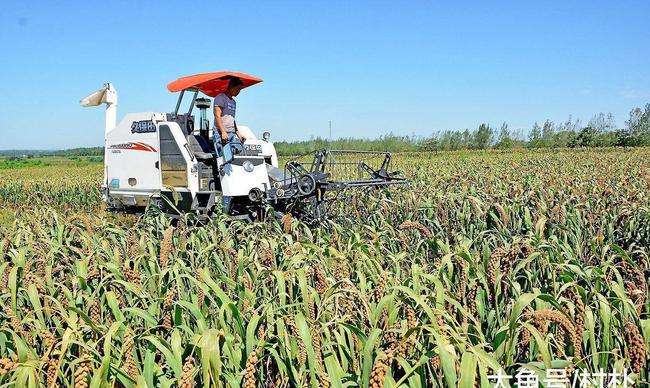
[265,150,407,224]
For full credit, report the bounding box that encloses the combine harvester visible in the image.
[81,71,406,223]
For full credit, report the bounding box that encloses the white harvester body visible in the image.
[100,110,279,214]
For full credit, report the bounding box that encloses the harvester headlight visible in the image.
[243,161,254,172]
[262,131,271,141]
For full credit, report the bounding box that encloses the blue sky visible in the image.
[0,1,648,149]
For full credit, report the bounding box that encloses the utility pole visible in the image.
[329,120,332,142]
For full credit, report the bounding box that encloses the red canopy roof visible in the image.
[167,71,262,97]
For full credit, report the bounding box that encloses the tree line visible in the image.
[278,103,650,154]
[437,103,649,150]
[0,147,104,158]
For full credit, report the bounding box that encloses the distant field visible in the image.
[0,148,648,386]
[0,159,102,212]
[0,156,102,169]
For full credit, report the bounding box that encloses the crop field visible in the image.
[0,148,648,387]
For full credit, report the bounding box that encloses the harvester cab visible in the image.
[81,71,407,223]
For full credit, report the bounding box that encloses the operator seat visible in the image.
[187,134,215,164]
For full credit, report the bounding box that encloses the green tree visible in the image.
[541,120,555,147]
[462,129,473,148]
[474,123,493,149]
[421,136,439,151]
[449,131,463,150]
[576,126,596,147]
[495,122,513,149]
[626,103,650,145]
[588,112,616,134]
[553,116,579,147]
[615,128,632,148]
[528,122,542,148]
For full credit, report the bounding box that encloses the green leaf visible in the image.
[459,352,477,388]
[525,323,552,368]
[324,353,344,388]
[144,336,182,379]
[177,300,208,333]
[361,329,382,388]
[437,335,457,388]
[105,291,125,322]
[198,329,223,387]
[91,320,122,388]
[295,312,319,388]
[142,350,156,388]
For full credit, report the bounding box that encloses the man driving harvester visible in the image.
[213,77,246,156]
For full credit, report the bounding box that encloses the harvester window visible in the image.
[159,125,188,187]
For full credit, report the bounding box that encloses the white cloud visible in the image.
[618,88,650,99]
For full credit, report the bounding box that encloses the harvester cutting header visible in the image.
[81,71,406,223]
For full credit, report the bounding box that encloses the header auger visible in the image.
[81,72,407,223]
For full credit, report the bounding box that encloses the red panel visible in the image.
[167,71,263,97]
